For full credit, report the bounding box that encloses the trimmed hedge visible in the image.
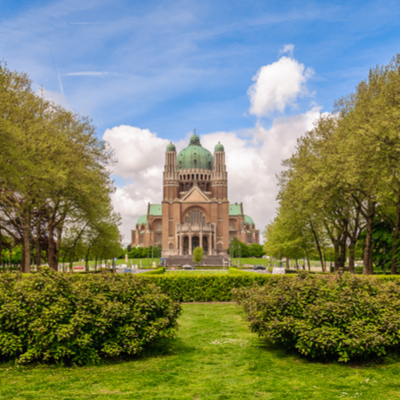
[139,267,166,275]
[234,272,400,362]
[134,273,284,302]
[0,269,181,364]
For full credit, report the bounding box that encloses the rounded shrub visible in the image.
[0,269,181,364]
[233,272,400,362]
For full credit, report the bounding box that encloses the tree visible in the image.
[0,62,117,273]
[193,247,205,263]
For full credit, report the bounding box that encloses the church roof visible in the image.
[149,204,162,216]
[177,134,214,170]
[244,215,254,226]
[137,215,147,226]
[229,204,242,216]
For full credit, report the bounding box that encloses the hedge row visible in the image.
[0,269,181,364]
[234,272,400,362]
[134,273,284,302]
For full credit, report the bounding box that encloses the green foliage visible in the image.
[0,268,181,364]
[135,273,285,302]
[228,267,256,275]
[140,267,166,275]
[128,246,161,259]
[234,273,400,362]
[192,247,205,263]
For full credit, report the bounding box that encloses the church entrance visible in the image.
[192,236,199,253]
[203,236,209,255]
[183,236,189,255]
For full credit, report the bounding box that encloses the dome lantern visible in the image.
[166,141,176,152]
[214,141,224,152]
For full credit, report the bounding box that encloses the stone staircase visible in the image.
[164,255,228,267]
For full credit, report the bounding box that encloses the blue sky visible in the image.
[2,0,400,240]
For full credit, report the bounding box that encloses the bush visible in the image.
[139,267,165,275]
[233,272,400,362]
[0,268,181,365]
[135,274,286,302]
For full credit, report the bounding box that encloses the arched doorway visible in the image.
[203,236,209,255]
[192,236,199,253]
[183,236,189,255]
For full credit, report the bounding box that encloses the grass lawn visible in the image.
[165,270,228,275]
[1,304,400,399]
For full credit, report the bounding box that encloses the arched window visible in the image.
[217,243,222,251]
[169,243,173,250]
[201,174,203,180]
[185,209,206,224]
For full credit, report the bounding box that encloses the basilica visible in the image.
[131,133,259,258]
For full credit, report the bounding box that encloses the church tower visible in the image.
[163,142,179,200]
[211,142,228,200]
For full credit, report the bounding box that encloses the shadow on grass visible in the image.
[253,338,400,369]
[0,337,196,370]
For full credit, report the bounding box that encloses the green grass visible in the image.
[165,270,228,275]
[1,304,400,399]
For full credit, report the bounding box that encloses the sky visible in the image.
[1,0,400,243]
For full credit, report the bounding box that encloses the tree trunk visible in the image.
[363,201,376,275]
[307,257,311,271]
[286,257,290,270]
[391,192,400,275]
[69,249,75,271]
[54,225,63,272]
[334,240,340,271]
[348,241,356,274]
[85,255,89,272]
[21,215,31,273]
[339,220,348,269]
[48,223,57,271]
[310,220,325,272]
[35,221,41,267]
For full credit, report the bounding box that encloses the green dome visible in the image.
[244,215,254,226]
[190,134,200,145]
[137,215,147,226]
[214,142,224,152]
[166,141,176,152]
[177,135,213,170]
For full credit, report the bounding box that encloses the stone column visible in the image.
[213,227,217,254]
[200,233,203,249]
[189,234,192,256]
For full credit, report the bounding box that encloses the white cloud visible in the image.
[279,43,295,57]
[248,54,314,117]
[106,106,324,244]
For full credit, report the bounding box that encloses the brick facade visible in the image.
[131,135,259,256]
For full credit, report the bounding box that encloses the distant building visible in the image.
[131,133,259,257]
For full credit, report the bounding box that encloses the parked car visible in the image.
[182,265,196,270]
[253,265,266,270]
